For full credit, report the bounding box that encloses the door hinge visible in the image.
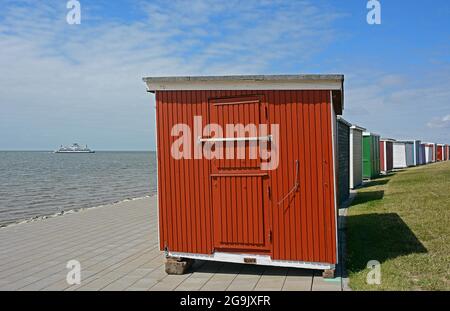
[269,230,272,242]
[265,105,268,119]
[267,186,271,200]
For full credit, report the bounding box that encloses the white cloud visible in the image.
[0,0,343,149]
[427,115,450,129]
[1,1,448,149]
[343,68,450,142]
[378,74,406,87]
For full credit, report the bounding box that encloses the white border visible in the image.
[349,126,365,188]
[169,251,335,270]
[349,129,354,188]
[384,141,388,172]
[330,91,339,264]
[153,94,161,249]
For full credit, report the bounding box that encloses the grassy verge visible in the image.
[346,161,450,290]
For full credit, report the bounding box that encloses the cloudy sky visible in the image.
[0,0,449,150]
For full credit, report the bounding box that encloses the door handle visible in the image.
[197,135,272,144]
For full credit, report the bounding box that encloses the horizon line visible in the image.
[0,150,157,152]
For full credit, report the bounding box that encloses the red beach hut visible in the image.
[143,75,345,277]
[380,138,395,174]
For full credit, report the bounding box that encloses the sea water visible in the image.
[0,151,157,225]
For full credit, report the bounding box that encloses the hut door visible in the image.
[206,95,271,252]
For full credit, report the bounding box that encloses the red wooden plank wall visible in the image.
[155,90,338,264]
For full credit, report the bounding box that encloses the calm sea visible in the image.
[0,151,157,226]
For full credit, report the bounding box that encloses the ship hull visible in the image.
[54,151,95,154]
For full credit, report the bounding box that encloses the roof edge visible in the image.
[143,74,344,92]
[380,138,396,142]
[350,124,366,131]
[337,116,352,127]
[143,74,344,83]
[363,132,380,137]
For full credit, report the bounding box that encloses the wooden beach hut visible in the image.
[349,124,366,189]
[144,74,345,277]
[362,132,380,179]
[393,141,414,168]
[380,138,395,174]
[423,143,434,164]
[337,116,350,205]
[436,144,444,161]
[400,140,422,166]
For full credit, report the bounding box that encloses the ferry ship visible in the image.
[54,143,95,153]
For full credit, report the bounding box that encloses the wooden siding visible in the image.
[363,135,380,179]
[155,90,338,264]
[337,120,350,205]
[350,128,363,189]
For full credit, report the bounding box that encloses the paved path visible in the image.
[0,197,343,291]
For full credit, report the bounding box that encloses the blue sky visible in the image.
[0,0,449,150]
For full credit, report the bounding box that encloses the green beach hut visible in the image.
[362,132,381,179]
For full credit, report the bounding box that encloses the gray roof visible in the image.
[143,74,344,83]
[143,75,345,112]
[142,74,345,95]
[363,132,381,137]
[350,124,367,131]
[337,116,352,127]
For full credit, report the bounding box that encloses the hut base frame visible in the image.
[168,251,335,271]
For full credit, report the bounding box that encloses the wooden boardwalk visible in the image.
[0,197,344,291]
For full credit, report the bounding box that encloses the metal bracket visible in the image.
[164,243,169,258]
[198,135,272,144]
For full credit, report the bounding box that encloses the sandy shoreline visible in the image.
[0,194,157,229]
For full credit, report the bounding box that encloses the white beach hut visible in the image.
[393,141,414,169]
[423,142,436,163]
[423,144,433,163]
[401,140,422,166]
[349,124,366,189]
[405,142,414,166]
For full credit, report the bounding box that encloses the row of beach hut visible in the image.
[144,74,448,278]
[338,116,449,204]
